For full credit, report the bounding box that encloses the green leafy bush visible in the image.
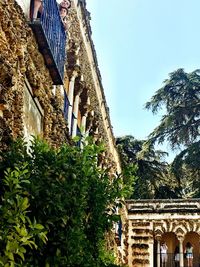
[0,164,47,267]
[0,138,134,266]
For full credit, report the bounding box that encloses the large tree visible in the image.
[145,68,200,197]
[116,135,177,199]
[145,68,200,149]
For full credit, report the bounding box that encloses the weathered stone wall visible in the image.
[0,0,70,151]
[0,0,121,170]
[0,0,121,171]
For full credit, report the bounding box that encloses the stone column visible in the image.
[157,240,161,267]
[81,97,90,135]
[81,114,87,134]
[179,238,184,267]
[149,239,154,267]
[67,71,78,134]
[72,90,81,138]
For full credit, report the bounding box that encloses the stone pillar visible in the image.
[67,71,78,134]
[149,239,154,267]
[81,114,87,134]
[72,91,81,138]
[179,239,184,267]
[157,240,161,267]
[81,97,90,135]
[85,110,94,136]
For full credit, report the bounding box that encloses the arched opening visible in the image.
[184,232,200,267]
[154,232,179,267]
[162,232,179,267]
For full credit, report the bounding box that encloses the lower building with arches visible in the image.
[122,199,200,267]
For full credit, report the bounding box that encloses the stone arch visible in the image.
[161,232,179,254]
[156,220,200,239]
[193,223,200,233]
[154,231,179,267]
[173,220,200,237]
[174,226,186,237]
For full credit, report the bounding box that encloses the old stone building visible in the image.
[0,0,120,172]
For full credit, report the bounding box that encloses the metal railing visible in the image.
[30,0,66,84]
[40,0,66,81]
[157,253,199,267]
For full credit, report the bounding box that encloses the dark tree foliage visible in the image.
[145,68,200,149]
[171,140,200,198]
[145,68,200,198]
[116,135,176,199]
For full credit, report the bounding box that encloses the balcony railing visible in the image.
[29,0,66,85]
[156,253,199,267]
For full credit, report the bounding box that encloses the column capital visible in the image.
[67,65,81,80]
[155,236,162,242]
[82,103,92,116]
[177,236,184,243]
[79,80,86,88]
[75,87,83,97]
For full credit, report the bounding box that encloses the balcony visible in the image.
[29,0,66,85]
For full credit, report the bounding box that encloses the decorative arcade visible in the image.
[122,199,200,267]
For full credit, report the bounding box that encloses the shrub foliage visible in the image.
[0,138,133,267]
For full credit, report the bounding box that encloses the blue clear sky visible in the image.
[86,0,200,156]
